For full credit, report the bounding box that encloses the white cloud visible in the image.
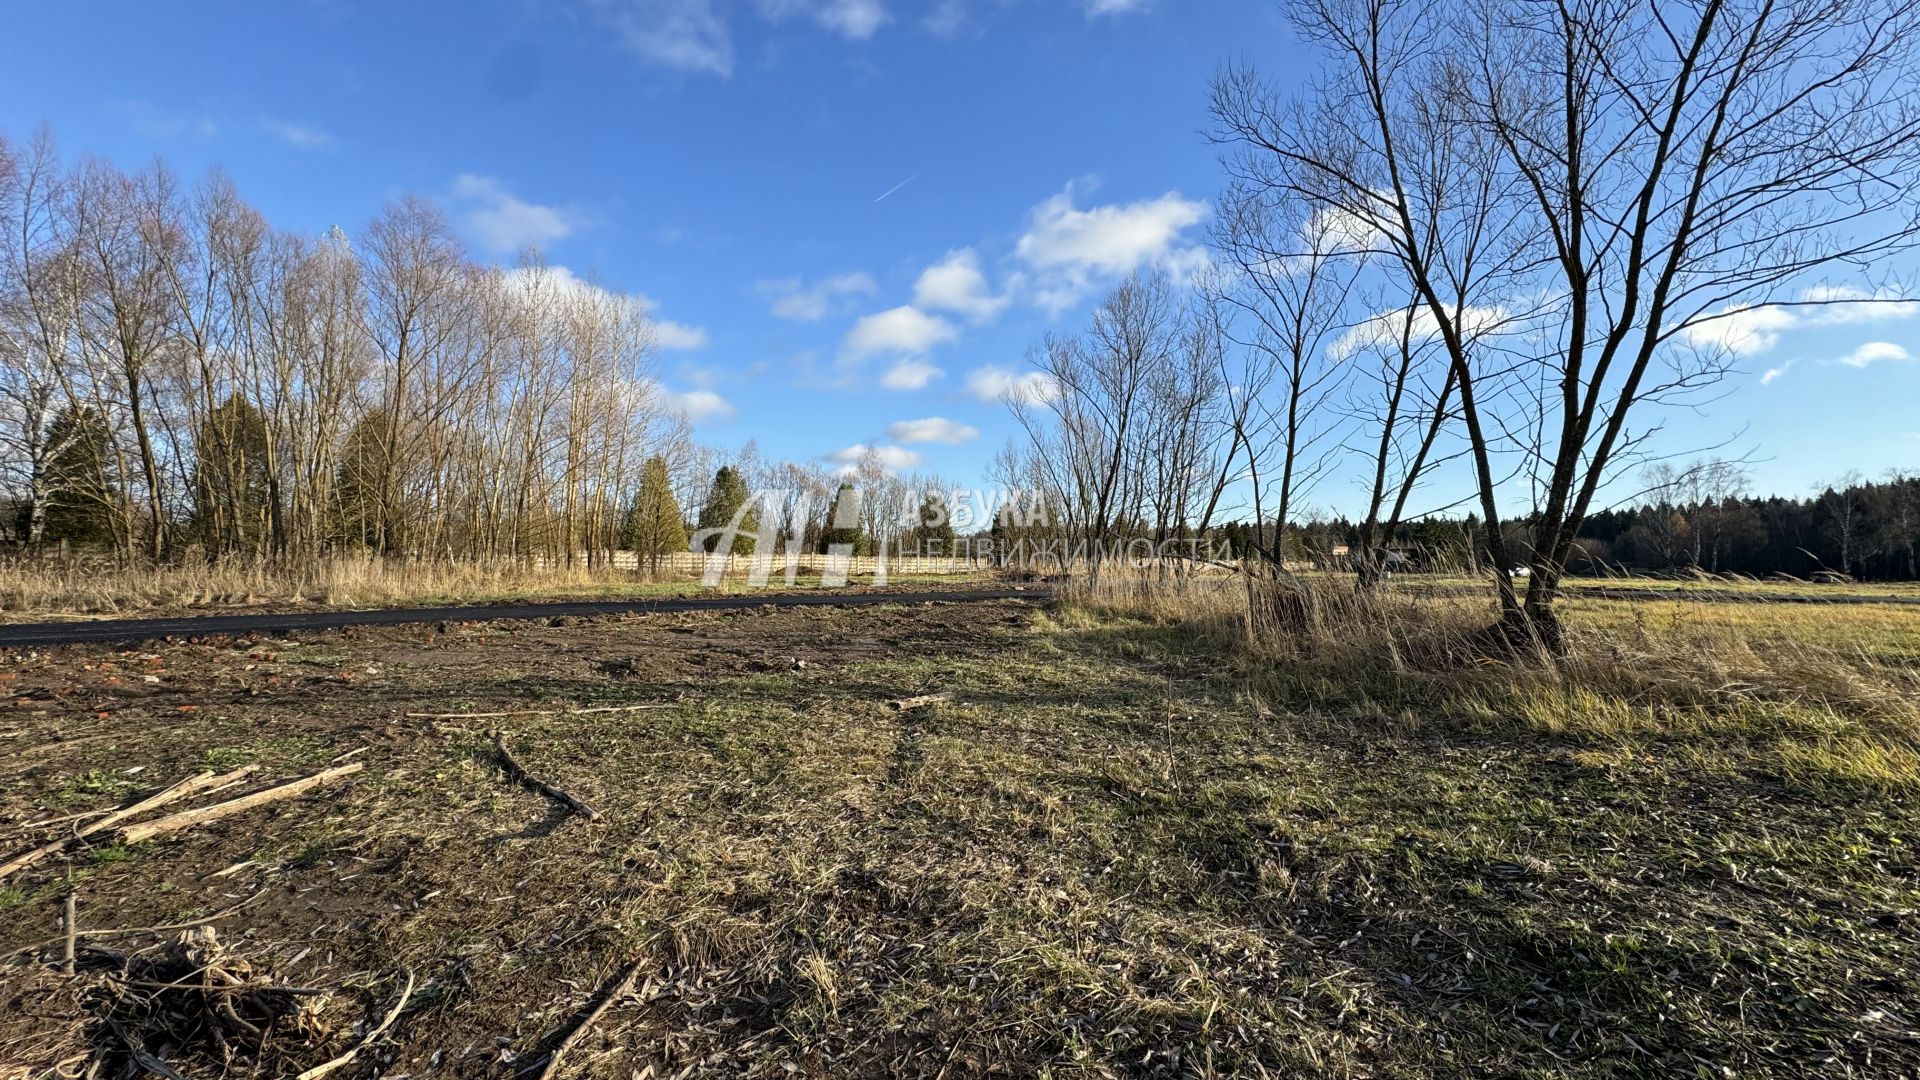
[1835,341,1912,368]
[264,120,332,148]
[914,249,1008,324]
[1799,285,1920,325]
[965,365,1061,405]
[1762,340,1910,385]
[1687,286,1920,356]
[843,305,958,359]
[1303,195,1396,258]
[496,266,708,351]
[653,320,710,350]
[1330,304,1510,361]
[759,0,890,38]
[496,265,638,315]
[597,0,734,75]
[658,386,736,422]
[582,0,900,74]
[1682,303,1801,356]
[826,443,923,473]
[880,358,944,389]
[762,272,878,321]
[924,0,969,33]
[629,290,711,350]
[1015,184,1208,311]
[450,175,578,254]
[887,417,980,444]
[1086,0,1149,13]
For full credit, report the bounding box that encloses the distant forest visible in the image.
[1222,469,1920,582]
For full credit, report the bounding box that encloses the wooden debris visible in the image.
[292,968,416,1080]
[116,762,364,845]
[536,961,644,1079]
[889,692,954,711]
[62,892,77,974]
[405,703,674,720]
[0,764,258,882]
[490,731,600,821]
[78,926,337,1075]
[6,888,273,964]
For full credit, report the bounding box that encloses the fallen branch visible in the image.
[0,764,258,882]
[536,961,644,1080]
[889,692,954,711]
[5,887,269,961]
[490,732,600,821]
[62,892,77,974]
[293,968,416,1080]
[406,703,674,720]
[116,762,364,845]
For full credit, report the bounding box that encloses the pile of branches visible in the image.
[82,926,334,1077]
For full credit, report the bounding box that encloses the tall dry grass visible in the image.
[1062,568,1920,786]
[0,556,684,616]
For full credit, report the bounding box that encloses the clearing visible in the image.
[2,593,1917,1077]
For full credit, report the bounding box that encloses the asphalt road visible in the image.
[0,588,1049,647]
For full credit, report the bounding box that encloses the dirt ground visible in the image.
[0,599,1029,1078]
[2,597,1917,1078]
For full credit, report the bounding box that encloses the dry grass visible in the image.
[1062,569,1920,789]
[2,590,1917,1076]
[0,557,991,618]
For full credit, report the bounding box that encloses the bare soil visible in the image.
[3,597,1917,1078]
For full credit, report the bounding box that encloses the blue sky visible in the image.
[5,0,1915,514]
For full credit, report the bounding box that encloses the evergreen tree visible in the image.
[192,394,275,558]
[694,465,756,553]
[40,406,119,546]
[821,482,870,555]
[334,409,396,553]
[908,490,956,555]
[623,455,687,572]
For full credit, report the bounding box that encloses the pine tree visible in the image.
[908,491,956,555]
[334,409,396,553]
[820,482,870,555]
[694,466,756,554]
[624,456,687,573]
[192,394,276,558]
[41,406,119,546]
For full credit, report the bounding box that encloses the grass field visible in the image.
[1,588,1916,1076]
[0,557,994,620]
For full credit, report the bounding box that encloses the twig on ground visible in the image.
[490,732,600,821]
[0,764,259,882]
[889,692,954,711]
[6,887,271,961]
[62,891,77,974]
[115,762,364,845]
[536,961,644,1079]
[292,968,417,1080]
[406,703,675,720]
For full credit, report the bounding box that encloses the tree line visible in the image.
[1211,464,1920,583]
[996,0,1920,644]
[0,127,981,577]
[0,130,692,568]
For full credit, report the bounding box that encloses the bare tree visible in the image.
[1205,188,1359,567]
[0,131,87,546]
[1216,0,1920,647]
[1820,472,1869,577]
[69,159,182,561]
